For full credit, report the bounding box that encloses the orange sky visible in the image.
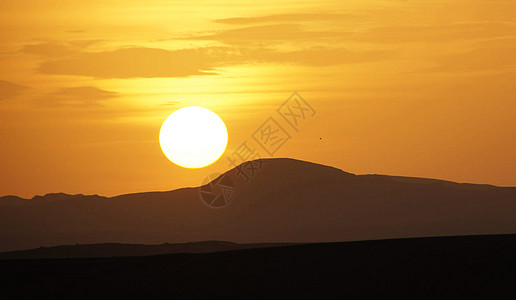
[1,0,515,198]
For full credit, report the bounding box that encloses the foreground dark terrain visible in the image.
[1,234,515,298]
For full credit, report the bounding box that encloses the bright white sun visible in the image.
[159,106,228,169]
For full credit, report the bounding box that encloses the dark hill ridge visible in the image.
[0,241,296,260]
[1,158,515,252]
[0,234,515,298]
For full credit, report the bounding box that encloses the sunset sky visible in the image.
[1,0,515,198]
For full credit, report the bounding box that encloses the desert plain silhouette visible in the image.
[1,235,515,298]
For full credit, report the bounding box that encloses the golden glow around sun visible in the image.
[159,106,228,169]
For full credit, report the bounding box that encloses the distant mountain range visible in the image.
[1,158,515,252]
[0,241,296,260]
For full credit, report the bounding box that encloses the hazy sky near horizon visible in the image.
[1,0,515,198]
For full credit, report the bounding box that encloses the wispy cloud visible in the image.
[0,81,29,100]
[355,22,516,44]
[38,47,228,78]
[36,86,118,107]
[184,24,348,45]
[36,45,391,79]
[20,40,102,58]
[432,47,516,72]
[214,13,356,25]
[240,47,391,66]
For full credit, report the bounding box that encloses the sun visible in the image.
[159,106,228,168]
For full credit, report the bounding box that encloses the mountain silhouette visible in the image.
[1,158,515,252]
